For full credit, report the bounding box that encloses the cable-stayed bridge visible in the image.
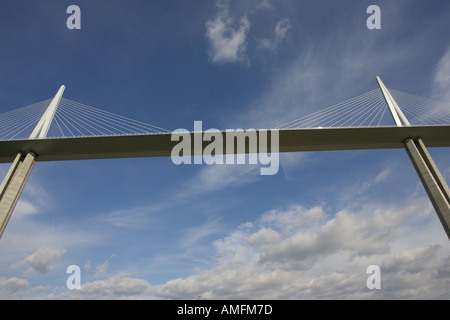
[0,77,449,240]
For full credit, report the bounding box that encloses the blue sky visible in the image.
[0,0,449,299]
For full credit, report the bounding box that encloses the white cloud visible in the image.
[258,18,291,52]
[180,219,223,249]
[0,277,28,296]
[206,1,250,64]
[96,204,163,229]
[0,176,50,237]
[13,200,39,219]
[374,167,392,184]
[433,44,450,101]
[94,255,116,278]
[255,0,274,11]
[205,1,292,64]
[382,245,441,273]
[259,205,326,233]
[177,163,260,200]
[248,227,280,245]
[275,19,291,41]
[379,244,450,299]
[17,247,66,275]
[67,272,153,300]
[258,205,407,266]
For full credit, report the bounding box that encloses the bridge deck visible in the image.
[0,125,448,163]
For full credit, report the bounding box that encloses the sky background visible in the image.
[0,0,449,299]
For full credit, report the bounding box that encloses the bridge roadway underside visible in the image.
[0,126,449,163]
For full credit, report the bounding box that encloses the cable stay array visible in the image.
[52,98,171,137]
[0,98,171,140]
[0,99,52,141]
[276,88,450,129]
[0,88,449,141]
[389,89,450,126]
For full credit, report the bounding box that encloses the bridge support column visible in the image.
[0,152,36,238]
[0,85,64,239]
[377,76,450,240]
[404,138,450,240]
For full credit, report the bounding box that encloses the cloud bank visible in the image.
[4,192,446,300]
